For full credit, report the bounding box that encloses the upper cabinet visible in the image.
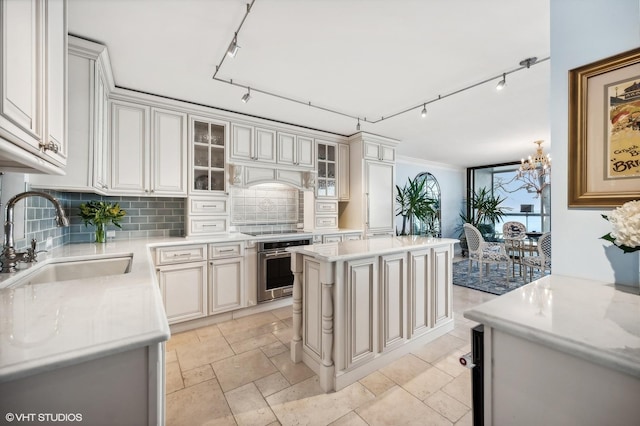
[230,123,276,163]
[191,116,227,193]
[0,0,67,174]
[110,99,186,196]
[277,132,314,168]
[316,140,337,199]
[364,141,395,163]
[338,143,350,201]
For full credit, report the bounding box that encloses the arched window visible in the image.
[415,172,441,237]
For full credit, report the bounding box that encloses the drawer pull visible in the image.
[203,224,220,228]
[217,248,236,253]
[171,253,191,257]
[201,204,219,208]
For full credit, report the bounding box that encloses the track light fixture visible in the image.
[496,73,506,91]
[356,118,361,131]
[241,87,251,103]
[421,104,427,118]
[227,33,240,58]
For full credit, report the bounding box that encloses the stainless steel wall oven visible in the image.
[256,236,312,303]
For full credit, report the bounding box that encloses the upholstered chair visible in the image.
[463,223,511,283]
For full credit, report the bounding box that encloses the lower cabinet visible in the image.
[344,257,377,368]
[157,261,208,324]
[379,253,406,353]
[209,256,244,314]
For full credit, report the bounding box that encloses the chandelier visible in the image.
[517,140,551,196]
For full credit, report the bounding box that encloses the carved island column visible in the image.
[290,251,303,363]
[319,260,335,392]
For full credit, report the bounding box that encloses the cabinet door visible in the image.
[151,108,186,195]
[296,136,314,168]
[277,132,296,166]
[365,161,394,233]
[0,0,42,148]
[380,145,395,162]
[158,261,207,324]
[110,100,149,193]
[345,257,377,368]
[380,253,406,352]
[93,63,109,191]
[230,123,253,161]
[432,245,452,326]
[43,0,67,165]
[408,249,431,338]
[209,257,244,314]
[338,143,350,200]
[254,127,276,162]
[363,142,380,161]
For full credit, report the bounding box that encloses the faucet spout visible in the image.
[2,191,69,273]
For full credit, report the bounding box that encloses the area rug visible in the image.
[452,259,545,296]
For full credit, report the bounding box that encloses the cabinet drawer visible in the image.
[190,197,227,214]
[209,242,244,258]
[323,234,343,243]
[312,234,323,244]
[315,215,338,229]
[344,233,362,241]
[316,201,338,214]
[156,244,207,265]
[190,218,228,234]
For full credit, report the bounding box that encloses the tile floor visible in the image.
[165,285,496,426]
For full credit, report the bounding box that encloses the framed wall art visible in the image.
[568,47,640,207]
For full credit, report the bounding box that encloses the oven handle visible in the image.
[263,251,289,258]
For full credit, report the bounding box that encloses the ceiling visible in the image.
[68,0,550,168]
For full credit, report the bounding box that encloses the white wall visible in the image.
[395,156,465,239]
[551,0,640,286]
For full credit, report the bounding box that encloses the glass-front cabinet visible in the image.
[317,141,337,198]
[191,118,227,193]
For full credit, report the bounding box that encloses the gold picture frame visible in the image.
[568,47,640,207]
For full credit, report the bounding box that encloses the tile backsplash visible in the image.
[231,184,304,233]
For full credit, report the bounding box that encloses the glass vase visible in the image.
[95,223,106,243]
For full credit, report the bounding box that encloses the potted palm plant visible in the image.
[395,176,436,236]
[457,187,509,253]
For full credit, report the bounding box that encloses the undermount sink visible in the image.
[13,256,133,286]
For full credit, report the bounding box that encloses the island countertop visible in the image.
[464,274,640,378]
[287,236,458,262]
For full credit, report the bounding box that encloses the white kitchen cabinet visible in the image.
[0,0,67,174]
[379,253,406,353]
[191,116,227,193]
[339,133,398,236]
[316,140,337,198]
[364,141,395,163]
[157,261,208,324]
[209,257,244,314]
[185,195,229,236]
[92,60,110,191]
[323,234,342,243]
[277,132,314,168]
[344,257,377,369]
[432,244,451,326]
[338,143,350,201]
[408,248,431,338]
[111,100,186,196]
[230,123,276,163]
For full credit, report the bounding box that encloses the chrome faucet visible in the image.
[1,191,70,273]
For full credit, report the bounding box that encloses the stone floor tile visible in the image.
[225,382,277,426]
[260,340,288,358]
[218,312,280,336]
[411,334,467,364]
[176,335,235,371]
[182,364,215,388]
[282,317,294,328]
[272,326,293,345]
[166,360,184,394]
[356,386,452,426]
[269,351,315,385]
[195,324,222,341]
[165,330,199,352]
[378,353,431,386]
[255,372,291,397]
[425,390,470,422]
[165,349,177,363]
[433,349,469,378]
[267,377,374,426]
[213,349,278,392]
[359,371,396,396]
[442,372,472,408]
[270,306,293,320]
[329,411,369,426]
[230,333,278,355]
[402,366,454,401]
[222,320,288,344]
[166,379,235,426]
[455,409,473,426]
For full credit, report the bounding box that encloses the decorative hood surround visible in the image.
[229,164,316,190]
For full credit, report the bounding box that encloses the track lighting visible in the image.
[241,87,251,103]
[356,118,361,131]
[421,104,427,118]
[227,33,240,58]
[496,73,506,91]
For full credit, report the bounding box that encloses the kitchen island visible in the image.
[464,275,640,425]
[288,236,457,392]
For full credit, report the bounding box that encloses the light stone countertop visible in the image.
[464,275,640,378]
[0,234,253,383]
[288,236,458,262]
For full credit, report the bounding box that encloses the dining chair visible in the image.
[502,221,532,277]
[522,232,551,282]
[463,223,511,283]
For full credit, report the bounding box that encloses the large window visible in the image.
[468,163,550,238]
